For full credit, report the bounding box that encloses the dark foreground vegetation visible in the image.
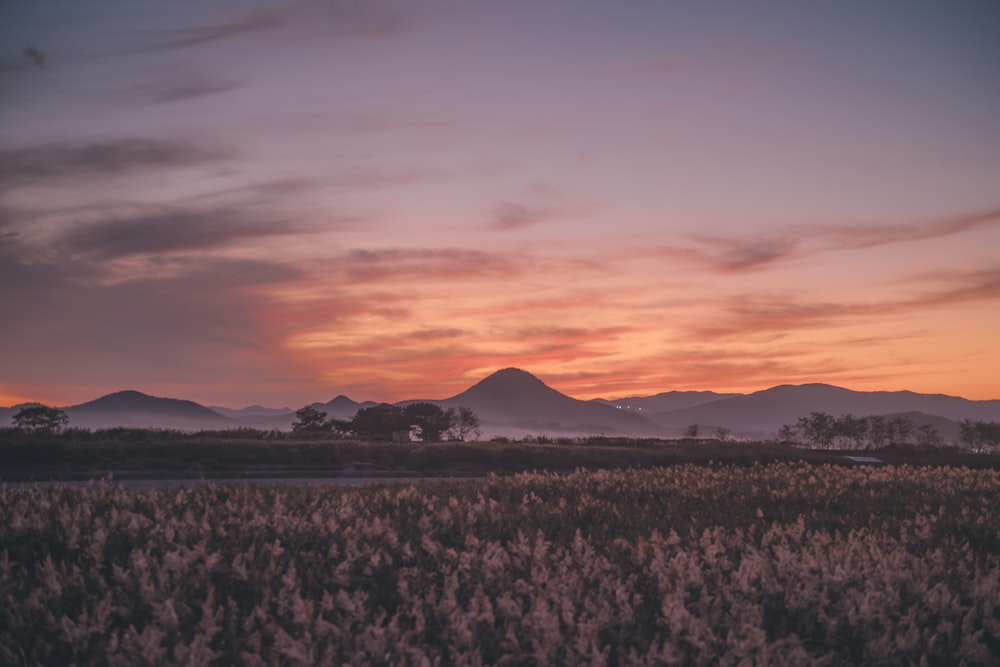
[2,427,1000,482]
[2,465,999,665]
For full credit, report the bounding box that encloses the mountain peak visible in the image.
[478,367,548,387]
[448,368,567,406]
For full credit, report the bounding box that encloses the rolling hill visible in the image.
[2,372,997,440]
[65,390,232,430]
[648,383,1000,436]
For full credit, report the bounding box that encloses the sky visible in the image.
[1,1,999,408]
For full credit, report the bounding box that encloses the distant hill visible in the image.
[315,395,378,421]
[593,390,741,414]
[211,405,293,419]
[3,375,996,439]
[441,368,666,436]
[65,390,231,431]
[650,384,1000,436]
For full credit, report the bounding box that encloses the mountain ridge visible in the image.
[2,371,998,436]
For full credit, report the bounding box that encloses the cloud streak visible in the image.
[136,11,282,51]
[0,138,226,192]
[636,207,1000,274]
[56,208,305,260]
[688,266,1000,341]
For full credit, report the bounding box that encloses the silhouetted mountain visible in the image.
[4,375,996,439]
[65,390,231,430]
[211,405,293,419]
[316,395,378,421]
[441,368,665,436]
[593,390,741,414]
[650,383,1000,436]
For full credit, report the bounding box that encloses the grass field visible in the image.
[2,464,999,664]
[2,428,998,482]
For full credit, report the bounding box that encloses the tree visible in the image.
[347,404,409,440]
[832,414,868,449]
[959,420,1000,452]
[714,426,732,442]
[684,424,700,438]
[866,415,888,449]
[403,403,452,442]
[886,416,914,445]
[12,406,69,433]
[292,405,329,433]
[916,423,942,447]
[797,412,836,449]
[446,406,481,441]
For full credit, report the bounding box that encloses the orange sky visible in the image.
[2,2,999,408]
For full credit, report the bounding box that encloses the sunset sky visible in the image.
[2,1,999,408]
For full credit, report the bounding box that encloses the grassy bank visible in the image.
[2,428,999,481]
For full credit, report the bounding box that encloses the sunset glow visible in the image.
[2,1,998,408]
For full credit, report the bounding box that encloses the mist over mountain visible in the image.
[211,405,293,419]
[593,391,741,414]
[2,371,997,438]
[648,383,1000,436]
[439,368,667,436]
[64,390,232,430]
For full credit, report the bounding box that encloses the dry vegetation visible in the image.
[2,464,999,665]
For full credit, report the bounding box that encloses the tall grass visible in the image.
[2,464,998,665]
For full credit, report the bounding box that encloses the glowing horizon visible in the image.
[2,2,999,409]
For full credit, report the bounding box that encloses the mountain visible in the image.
[211,405,293,419]
[316,395,378,421]
[593,390,741,414]
[65,390,231,431]
[4,375,996,439]
[441,368,666,436]
[649,383,1000,436]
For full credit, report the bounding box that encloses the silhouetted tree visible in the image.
[403,403,452,441]
[292,405,328,433]
[12,406,68,433]
[797,412,836,448]
[866,415,888,448]
[832,414,868,449]
[446,406,481,441]
[347,404,409,440]
[777,424,796,443]
[684,424,700,438]
[916,423,942,447]
[714,426,731,442]
[885,415,914,445]
[959,420,1000,452]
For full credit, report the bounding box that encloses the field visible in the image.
[3,428,999,482]
[2,464,999,665]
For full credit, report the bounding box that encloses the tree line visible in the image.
[779,411,1000,452]
[292,403,481,442]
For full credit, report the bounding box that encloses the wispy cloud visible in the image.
[491,202,560,230]
[687,266,1000,341]
[634,207,1000,274]
[56,207,305,260]
[136,11,282,51]
[490,181,593,231]
[816,208,1000,250]
[293,1,411,40]
[0,44,46,73]
[0,138,225,192]
[339,248,516,283]
[137,76,243,103]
